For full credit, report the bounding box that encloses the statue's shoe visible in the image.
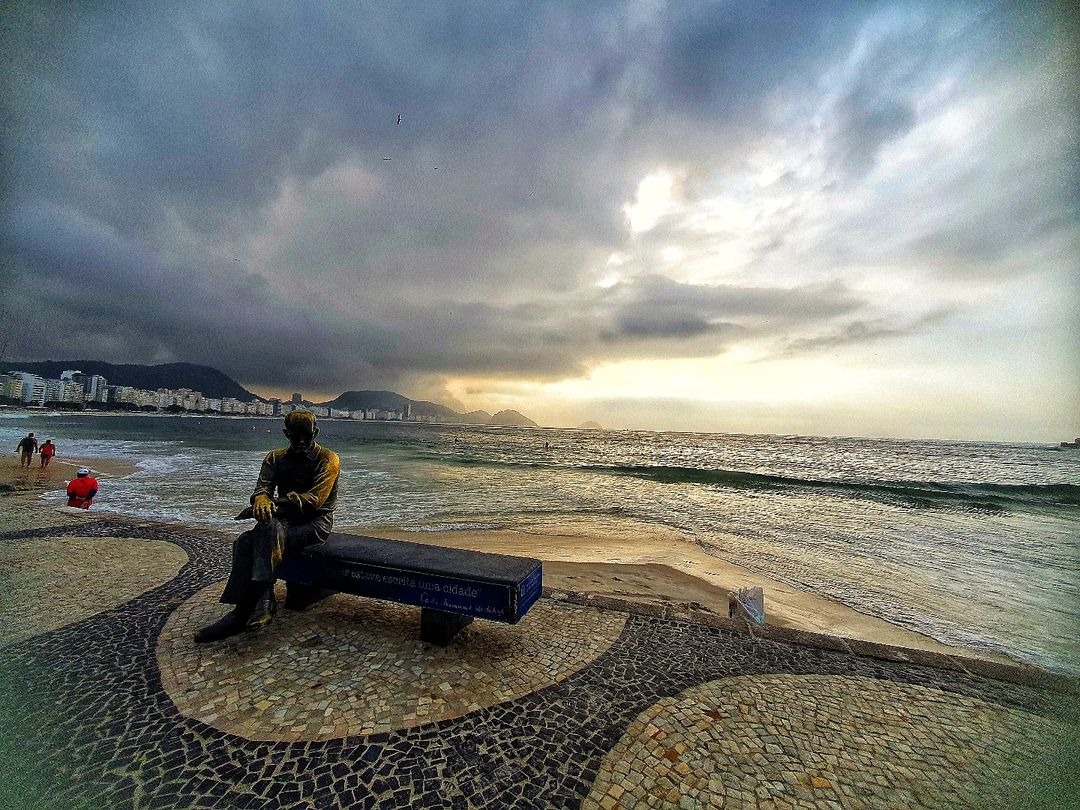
[193,610,248,643]
[246,588,278,630]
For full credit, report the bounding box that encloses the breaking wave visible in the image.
[583,465,1080,512]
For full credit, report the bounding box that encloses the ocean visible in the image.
[3,413,1078,674]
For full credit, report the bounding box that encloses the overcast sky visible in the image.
[2,1,1076,440]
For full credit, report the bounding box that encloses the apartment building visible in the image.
[0,374,25,401]
[45,379,85,404]
[6,372,47,405]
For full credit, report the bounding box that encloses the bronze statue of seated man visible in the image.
[195,410,341,643]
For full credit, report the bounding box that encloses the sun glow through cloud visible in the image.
[623,170,678,233]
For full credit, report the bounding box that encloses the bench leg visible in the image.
[284,581,335,611]
[420,609,473,646]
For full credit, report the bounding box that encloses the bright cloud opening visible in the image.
[623,170,677,233]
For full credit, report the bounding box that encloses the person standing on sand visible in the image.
[194,410,340,644]
[39,439,56,468]
[16,432,37,468]
[66,467,98,508]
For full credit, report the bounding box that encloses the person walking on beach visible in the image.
[66,467,98,508]
[39,439,56,469]
[16,432,37,468]
[195,410,340,644]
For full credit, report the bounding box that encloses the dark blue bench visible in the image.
[276,533,544,645]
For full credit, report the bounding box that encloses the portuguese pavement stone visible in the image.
[0,514,1075,809]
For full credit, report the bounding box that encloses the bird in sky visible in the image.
[396,114,401,125]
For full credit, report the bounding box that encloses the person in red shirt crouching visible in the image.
[66,467,98,508]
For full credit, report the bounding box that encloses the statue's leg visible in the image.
[284,522,323,554]
[220,520,287,602]
[196,521,286,643]
[251,518,288,582]
[245,518,287,628]
[220,528,257,605]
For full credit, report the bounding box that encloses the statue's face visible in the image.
[283,423,318,454]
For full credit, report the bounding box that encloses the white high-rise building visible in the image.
[84,374,108,403]
[11,373,46,405]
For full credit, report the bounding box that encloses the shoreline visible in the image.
[1,452,1019,669]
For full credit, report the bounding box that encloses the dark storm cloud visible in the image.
[1,200,398,388]
[772,309,955,358]
[5,197,861,385]
[1,1,1074,397]
[362,275,865,381]
[654,0,863,114]
[821,14,932,177]
[602,275,861,344]
[831,87,916,177]
[812,5,1079,273]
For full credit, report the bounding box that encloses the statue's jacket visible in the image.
[249,444,340,539]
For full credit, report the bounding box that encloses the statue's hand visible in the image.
[252,494,276,522]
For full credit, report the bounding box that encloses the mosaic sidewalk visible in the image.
[0,516,1076,809]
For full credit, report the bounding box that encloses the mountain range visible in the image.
[4,360,259,401]
[6,360,539,426]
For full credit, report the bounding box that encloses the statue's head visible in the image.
[283,410,319,454]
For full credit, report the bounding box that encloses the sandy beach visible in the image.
[0,450,1016,666]
[1,451,137,496]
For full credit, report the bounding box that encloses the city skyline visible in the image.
[0,368,433,422]
[1,3,1076,442]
